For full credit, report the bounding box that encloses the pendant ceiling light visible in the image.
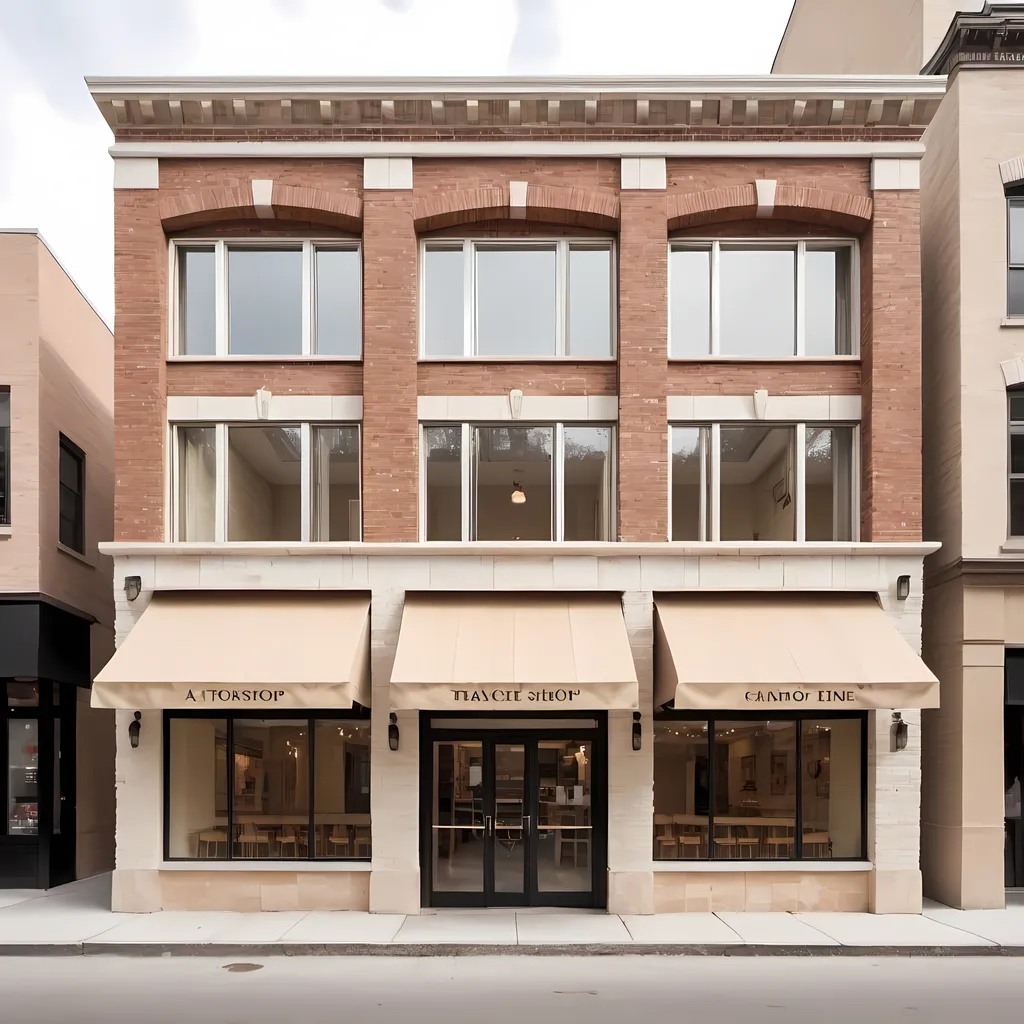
[510,480,527,504]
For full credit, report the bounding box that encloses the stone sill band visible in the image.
[653,860,872,874]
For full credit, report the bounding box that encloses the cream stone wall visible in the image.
[104,543,932,914]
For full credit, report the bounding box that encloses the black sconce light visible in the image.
[128,711,142,749]
[632,712,642,751]
[891,712,908,752]
[388,713,400,751]
[124,576,142,602]
[896,575,911,601]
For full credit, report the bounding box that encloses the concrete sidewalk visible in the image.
[3,874,1024,955]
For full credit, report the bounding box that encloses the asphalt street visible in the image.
[1,954,1023,1023]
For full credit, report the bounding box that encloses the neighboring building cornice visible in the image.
[923,3,1024,75]
[86,74,946,135]
[925,555,1024,589]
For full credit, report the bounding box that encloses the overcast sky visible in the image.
[0,0,794,325]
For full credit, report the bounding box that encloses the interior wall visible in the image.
[476,484,552,540]
[168,719,217,858]
[227,449,272,540]
[427,483,461,540]
[270,484,301,541]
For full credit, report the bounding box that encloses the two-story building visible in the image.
[0,230,115,889]
[776,0,1024,914]
[89,74,941,916]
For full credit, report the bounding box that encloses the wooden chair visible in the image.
[556,810,584,866]
[713,823,738,859]
[276,825,305,858]
[353,825,372,858]
[764,826,795,859]
[235,823,271,859]
[733,824,762,859]
[327,825,351,857]
[196,828,227,858]
[803,831,832,858]
[654,814,679,860]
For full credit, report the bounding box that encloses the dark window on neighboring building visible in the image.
[1011,394,1024,537]
[0,391,9,526]
[1008,188,1024,317]
[58,435,84,553]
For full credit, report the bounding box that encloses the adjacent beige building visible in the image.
[0,230,115,887]
[777,1,1024,909]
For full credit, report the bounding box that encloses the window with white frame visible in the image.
[175,424,360,541]
[172,240,361,357]
[1008,191,1024,317]
[669,240,856,358]
[422,423,615,541]
[421,240,615,358]
[670,423,856,542]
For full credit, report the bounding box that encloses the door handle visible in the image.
[485,815,493,837]
[523,815,531,836]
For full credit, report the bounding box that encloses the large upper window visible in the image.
[1010,393,1024,535]
[670,241,855,358]
[422,423,615,541]
[421,240,615,358]
[58,434,85,553]
[173,241,361,357]
[671,423,856,542]
[0,391,9,526]
[174,424,360,542]
[654,713,865,862]
[165,713,371,861]
[1009,195,1024,317]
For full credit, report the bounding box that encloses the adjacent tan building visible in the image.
[778,1,1024,910]
[0,230,115,887]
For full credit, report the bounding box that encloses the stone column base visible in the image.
[869,867,923,914]
[607,869,654,915]
[369,868,421,915]
[111,868,162,913]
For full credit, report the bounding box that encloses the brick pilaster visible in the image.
[361,194,419,542]
[618,192,669,541]
[861,190,923,542]
[113,189,167,541]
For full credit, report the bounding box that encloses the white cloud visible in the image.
[0,0,794,325]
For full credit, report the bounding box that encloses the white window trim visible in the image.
[168,237,362,360]
[167,395,363,422]
[665,394,861,422]
[419,421,617,542]
[419,237,618,361]
[669,420,861,543]
[668,237,860,360]
[171,421,362,543]
[416,395,617,422]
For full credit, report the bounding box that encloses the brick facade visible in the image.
[111,154,921,544]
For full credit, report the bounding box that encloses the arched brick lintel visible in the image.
[160,184,363,232]
[667,184,874,234]
[413,184,620,233]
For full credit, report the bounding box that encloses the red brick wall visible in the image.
[860,190,922,541]
[618,192,669,541]
[109,156,920,548]
[114,189,167,542]
[361,193,419,542]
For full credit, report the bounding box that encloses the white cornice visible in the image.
[86,73,947,98]
[111,140,927,160]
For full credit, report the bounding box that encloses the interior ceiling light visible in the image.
[510,480,527,504]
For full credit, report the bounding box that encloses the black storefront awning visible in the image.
[0,599,92,686]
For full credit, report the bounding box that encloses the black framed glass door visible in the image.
[423,721,605,909]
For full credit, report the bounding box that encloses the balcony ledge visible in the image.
[100,540,939,559]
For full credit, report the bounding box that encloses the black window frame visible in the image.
[57,434,85,554]
[1008,186,1024,318]
[653,709,868,862]
[1010,391,1024,537]
[0,390,9,527]
[162,708,371,863]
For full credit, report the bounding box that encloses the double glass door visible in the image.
[427,733,603,908]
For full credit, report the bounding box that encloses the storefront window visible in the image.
[164,713,371,860]
[7,682,39,707]
[653,714,864,861]
[7,719,39,836]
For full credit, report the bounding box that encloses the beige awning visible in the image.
[655,593,939,711]
[92,592,370,710]
[390,593,638,710]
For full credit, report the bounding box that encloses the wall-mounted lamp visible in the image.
[124,576,142,602]
[128,711,142,749]
[388,713,400,751]
[896,575,911,601]
[632,712,642,751]
[510,481,527,505]
[891,712,908,752]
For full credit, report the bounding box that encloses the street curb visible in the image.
[0,942,1019,957]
